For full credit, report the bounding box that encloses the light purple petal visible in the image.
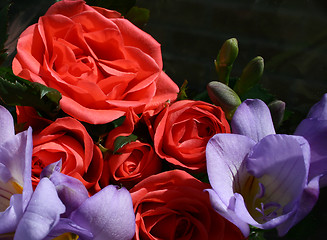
[246,135,310,227]
[0,128,33,210]
[307,93,327,120]
[14,178,65,240]
[45,218,93,240]
[0,163,11,182]
[48,171,89,217]
[206,189,250,237]
[40,160,63,178]
[295,118,327,186]
[231,99,276,142]
[0,127,33,234]
[70,185,135,240]
[0,194,23,234]
[206,133,256,206]
[0,106,15,145]
[277,175,320,236]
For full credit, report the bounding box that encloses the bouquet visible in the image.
[0,0,326,239]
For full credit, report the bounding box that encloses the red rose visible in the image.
[31,117,103,193]
[152,100,230,172]
[104,108,140,151]
[130,170,243,240]
[101,141,161,189]
[100,108,161,188]
[16,106,53,132]
[12,0,179,124]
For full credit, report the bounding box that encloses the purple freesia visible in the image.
[14,178,65,240]
[0,106,33,235]
[42,161,136,240]
[206,99,320,237]
[0,106,135,239]
[295,93,327,187]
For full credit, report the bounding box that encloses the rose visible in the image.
[101,141,161,189]
[31,117,103,193]
[12,0,179,124]
[152,100,230,172]
[99,108,161,189]
[130,170,243,240]
[16,105,53,132]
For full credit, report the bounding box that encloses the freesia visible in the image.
[206,99,320,237]
[41,161,136,240]
[0,105,33,236]
[295,93,327,187]
[0,106,66,240]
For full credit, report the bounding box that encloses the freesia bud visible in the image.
[234,56,264,95]
[215,38,239,85]
[268,100,286,128]
[207,81,241,120]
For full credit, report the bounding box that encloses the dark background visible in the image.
[4,1,327,239]
[135,0,327,114]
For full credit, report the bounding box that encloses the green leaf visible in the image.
[125,6,150,28]
[177,80,188,100]
[0,68,61,118]
[113,134,137,153]
[249,227,267,240]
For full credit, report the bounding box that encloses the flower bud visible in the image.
[207,81,241,120]
[234,56,264,96]
[215,38,239,85]
[268,100,286,128]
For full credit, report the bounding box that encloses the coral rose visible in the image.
[12,0,179,124]
[152,100,230,172]
[16,105,53,132]
[31,117,103,193]
[100,108,161,189]
[130,170,243,240]
[101,141,161,189]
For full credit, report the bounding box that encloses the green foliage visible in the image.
[239,84,275,104]
[113,134,138,153]
[249,228,266,240]
[207,81,241,120]
[177,80,188,100]
[0,68,61,118]
[83,116,126,142]
[234,56,264,96]
[85,0,136,15]
[215,38,239,85]
[125,6,150,28]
